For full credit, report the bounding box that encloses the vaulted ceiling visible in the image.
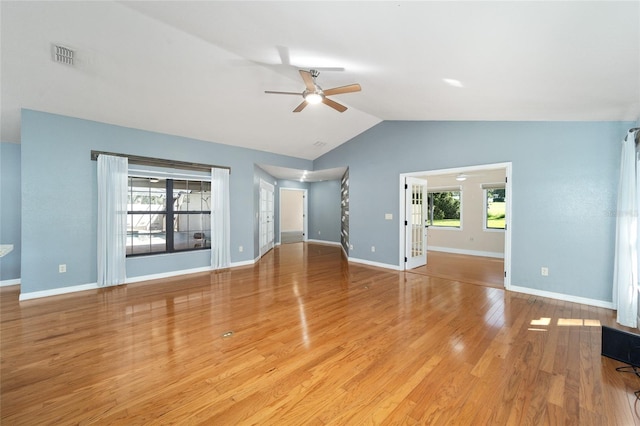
[2,1,638,161]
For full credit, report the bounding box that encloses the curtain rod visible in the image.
[90,150,230,174]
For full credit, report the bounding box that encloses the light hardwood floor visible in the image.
[1,243,639,425]
[409,251,505,289]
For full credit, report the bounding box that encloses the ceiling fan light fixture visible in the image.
[304,92,323,104]
[265,70,359,112]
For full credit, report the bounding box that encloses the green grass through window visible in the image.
[431,219,461,228]
[487,201,505,229]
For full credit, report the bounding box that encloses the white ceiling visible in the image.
[258,164,347,183]
[2,1,639,168]
[423,167,506,188]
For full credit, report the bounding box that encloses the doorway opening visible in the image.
[399,162,512,289]
[279,188,307,244]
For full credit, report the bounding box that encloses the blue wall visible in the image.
[0,142,21,282]
[314,120,633,303]
[20,109,312,294]
[274,179,341,245]
[308,180,341,243]
[15,110,637,304]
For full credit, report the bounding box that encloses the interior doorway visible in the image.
[279,188,307,244]
[400,162,512,289]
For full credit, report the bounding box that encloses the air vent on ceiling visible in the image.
[53,44,74,66]
[313,141,327,148]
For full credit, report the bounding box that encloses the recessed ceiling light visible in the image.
[443,78,464,88]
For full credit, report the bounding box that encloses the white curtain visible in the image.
[211,168,230,269]
[97,155,128,287]
[613,130,639,327]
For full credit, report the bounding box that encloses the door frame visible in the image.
[399,162,512,289]
[278,187,308,244]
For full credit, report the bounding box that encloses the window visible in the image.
[127,177,211,256]
[484,185,506,230]
[427,190,461,228]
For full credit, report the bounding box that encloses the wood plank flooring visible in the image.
[410,251,505,288]
[1,242,639,425]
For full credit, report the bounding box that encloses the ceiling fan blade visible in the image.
[299,70,316,91]
[322,97,347,113]
[276,45,291,66]
[323,84,362,96]
[293,101,308,113]
[265,91,301,96]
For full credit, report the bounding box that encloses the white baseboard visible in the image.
[508,284,614,310]
[20,282,99,301]
[19,266,218,301]
[1,278,21,287]
[231,258,256,268]
[307,239,341,246]
[428,246,504,259]
[125,266,213,284]
[348,256,403,271]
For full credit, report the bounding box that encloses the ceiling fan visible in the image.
[265,69,361,113]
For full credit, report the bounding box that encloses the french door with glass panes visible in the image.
[259,180,275,257]
[405,177,428,269]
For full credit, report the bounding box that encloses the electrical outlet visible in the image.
[371,246,376,252]
[318,230,321,235]
[238,246,243,253]
[541,267,549,276]
[349,244,353,250]
[59,264,67,273]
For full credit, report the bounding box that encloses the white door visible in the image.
[405,177,428,269]
[259,180,275,256]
